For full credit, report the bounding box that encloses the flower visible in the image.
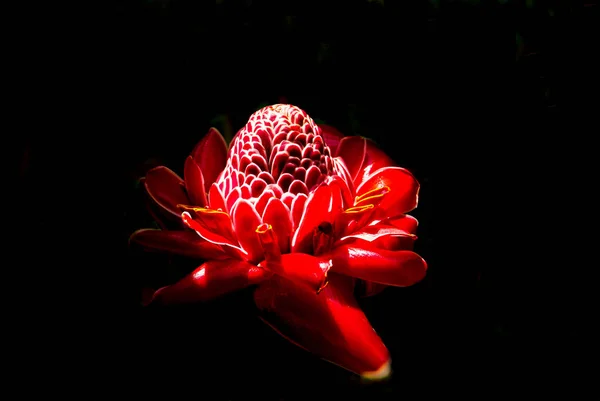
[130,104,426,380]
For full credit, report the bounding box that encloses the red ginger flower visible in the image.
[130,104,426,380]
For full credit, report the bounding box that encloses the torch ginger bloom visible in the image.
[130,104,426,380]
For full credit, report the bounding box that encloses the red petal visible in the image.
[333,204,376,239]
[183,156,207,207]
[146,259,269,306]
[354,139,397,186]
[336,136,366,182]
[180,208,246,259]
[190,127,229,192]
[258,253,330,294]
[208,182,227,211]
[290,193,307,231]
[140,178,184,229]
[338,225,416,251]
[232,199,264,264]
[129,229,228,260]
[291,183,343,253]
[332,157,356,200]
[318,124,345,156]
[329,238,427,287]
[327,175,354,209]
[355,166,420,214]
[372,214,419,234]
[262,198,292,254]
[254,274,391,379]
[145,166,190,218]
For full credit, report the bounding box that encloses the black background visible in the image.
[18,0,595,398]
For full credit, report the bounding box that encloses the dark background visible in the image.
[18,0,594,398]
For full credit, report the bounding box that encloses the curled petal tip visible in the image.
[145,260,269,306]
[128,228,149,247]
[361,359,392,382]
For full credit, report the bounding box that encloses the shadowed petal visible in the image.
[332,158,356,200]
[318,124,345,155]
[190,127,229,192]
[145,259,269,306]
[184,156,207,207]
[336,136,366,182]
[129,229,229,260]
[354,139,397,186]
[140,177,185,229]
[145,166,190,218]
[329,238,427,287]
[254,274,391,380]
[355,167,420,215]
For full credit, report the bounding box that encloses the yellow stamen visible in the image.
[343,204,374,214]
[355,185,390,204]
[177,204,229,216]
[255,223,272,234]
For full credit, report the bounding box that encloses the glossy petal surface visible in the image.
[254,274,391,379]
[329,238,427,287]
[129,229,228,260]
[146,259,269,306]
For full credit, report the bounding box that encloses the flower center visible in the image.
[216,104,335,211]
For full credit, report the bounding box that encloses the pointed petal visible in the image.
[140,177,185,229]
[290,193,308,231]
[336,136,366,182]
[327,175,354,209]
[180,209,247,259]
[262,198,292,254]
[354,139,397,186]
[337,225,416,251]
[318,124,345,155]
[184,156,208,207]
[329,238,427,287]
[208,182,227,211]
[257,253,330,294]
[332,158,356,200]
[145,166,190,218]
[129,229,229,260]
[146,259,269,306]
[370,214,419,234]
[232,199,264,264]
[190,127,229,192]
[254,274,391,379]
[291,183,343,253]
[355,166,420,214]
